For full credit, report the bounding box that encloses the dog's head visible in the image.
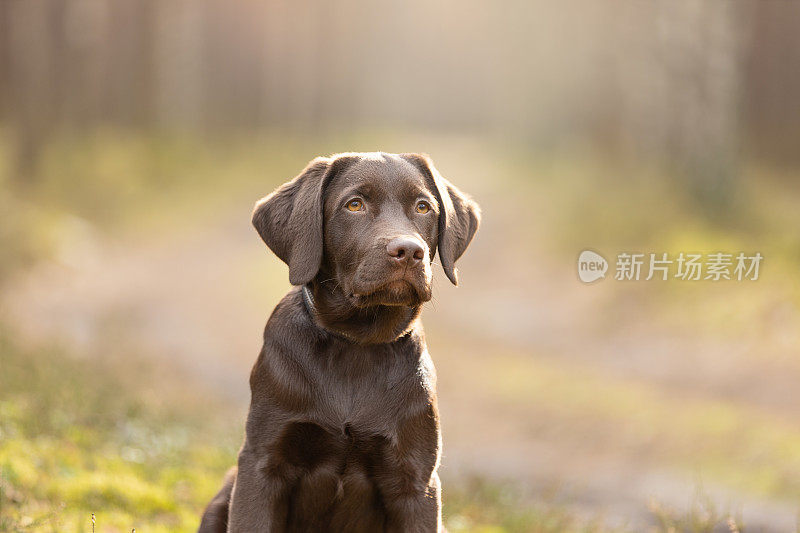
[253,152,480,307]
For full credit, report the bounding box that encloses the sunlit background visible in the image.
[2,1,800,531]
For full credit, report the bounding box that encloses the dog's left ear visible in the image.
[252,155,357,285]
[401,153,481,285]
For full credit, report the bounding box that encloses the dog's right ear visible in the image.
[252,155,355,286]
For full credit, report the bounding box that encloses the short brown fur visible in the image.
[199,152,480,532]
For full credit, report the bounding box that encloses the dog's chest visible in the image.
[315,342,435,430]
[272,348,434,528]
[274,420,390,531]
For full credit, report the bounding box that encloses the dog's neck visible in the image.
[304,279,422,345]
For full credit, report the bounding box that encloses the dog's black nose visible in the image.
[387,237,425,266]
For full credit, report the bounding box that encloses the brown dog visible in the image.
[199,152,480,532]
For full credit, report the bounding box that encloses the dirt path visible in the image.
[4,188,798,530]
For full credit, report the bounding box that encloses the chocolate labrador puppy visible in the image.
[199,152,480,532]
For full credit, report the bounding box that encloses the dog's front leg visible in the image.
[227,447,289,533]
[386,470,442,533]
[379,405,443,533]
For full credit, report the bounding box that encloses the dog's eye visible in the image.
[415,201,430,214]
[346,199,364,212]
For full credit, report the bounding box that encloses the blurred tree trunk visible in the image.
[615,0,748,209]
[661,0,746,208]
[743,1,800,167]
[5,2,56,185]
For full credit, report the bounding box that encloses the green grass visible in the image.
[0,327,240,532]
[444,478,746,533]
[444,478,610,533]
[647,487,745,533]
